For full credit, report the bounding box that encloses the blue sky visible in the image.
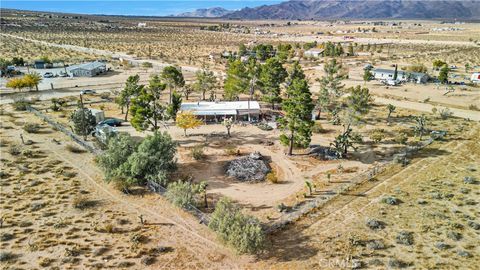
[1,1,283,16]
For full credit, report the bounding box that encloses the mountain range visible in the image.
[178,0,480,20]
[176,7,232,17]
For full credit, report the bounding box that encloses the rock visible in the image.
[382,196,402,205]
[226,152,271,182]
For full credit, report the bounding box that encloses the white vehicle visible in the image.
[382,79,400,86]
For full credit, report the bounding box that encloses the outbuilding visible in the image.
[180,101,260,122]
[304,48,324,58]
[372,68,429,84]
[68,61,107,77]
[470,72,480,83]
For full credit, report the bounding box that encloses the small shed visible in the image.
[88,108,105,123]
[304,48,324,58]
[69,61,107,77]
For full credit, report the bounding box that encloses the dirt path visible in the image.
[374,96,480,121]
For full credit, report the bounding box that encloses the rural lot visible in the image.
[1,6,479,270]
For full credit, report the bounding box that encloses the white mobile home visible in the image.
[372,68,428,84]
[180,101,260,122]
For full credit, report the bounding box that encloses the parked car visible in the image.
[43,72,54,78]
[80,89,96,95]
[98,118,122,127]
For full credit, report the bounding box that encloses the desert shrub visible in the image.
[224,145,239,156]
[382,196,402,205]
[257,123,273,131]
[12,99,30,111]
[72,196,97,210]
[265,172,278,183]
[209,198,265,254]
[393,132,408,144]
[312,121,324,133]
[366,218,385,230]
[141,256,155,266]
[98,132,177,187]
[369,129,385,144]
[0,233,14,242]
[66,144,86,153]
[396,231,414,245]
[438,108,453,119]
[191,145,205,160]
[388,258,409,268]
[8,144,22,156]
[130,233,147,244]
[23,123,41,133]
[0,252,15,262]
[38,257,54,267]
[165,181,205,209]
[100,92,111,100]
[70,108,97,138]
[469,104,479,111]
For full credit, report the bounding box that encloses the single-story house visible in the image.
[471,72,480,83]
[180,101,260,122]
[304,48,324,58]
[372,68,429,84]
[68,61,107,77]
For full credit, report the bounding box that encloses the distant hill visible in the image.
[225,0,480,20]
[176,7,232,18]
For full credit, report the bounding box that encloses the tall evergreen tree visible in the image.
[129,75,167,131]
[224,59,248,100]
[279,78,314,155]
[161,66,185,104]
[116,75,143,121]
[316,58,345,118]
[193,68,217,100]
[259,57,288,109]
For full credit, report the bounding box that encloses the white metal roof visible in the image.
[181,101,260,112]
[68,61,106,71]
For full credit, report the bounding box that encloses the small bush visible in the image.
[224,145,239,156]
[382,196,402,205]
[369,129,385,144]
[66,144,86,153]
[438,108,453,119]
[141,256,155,266]
[0,252,15,262]
[209,198,265,254]
[72,196,97,210]
[393,132,408,145]
[8,145,22,156]
[265,172,278,183]
[12,99,30,111]
[191,145,205,160]
[469,104,479,111]
[0,233,14,242]
[23,123,41,133]
[100,92,111,100]
[312,121,324,133]
[396,231,414,245]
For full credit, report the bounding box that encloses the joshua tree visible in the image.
[223,117,233,137]
[413,115,428,140]
[387,104,396,124]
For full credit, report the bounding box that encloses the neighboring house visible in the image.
[304,48,324,58]
[180,101,260,122]
[471,72,480,83]
[372,68,429,83]
[68,61,107,77]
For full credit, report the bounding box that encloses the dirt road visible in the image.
[374,96,480,121]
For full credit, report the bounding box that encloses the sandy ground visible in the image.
[0,107,248,269]
[250,121,480,269]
